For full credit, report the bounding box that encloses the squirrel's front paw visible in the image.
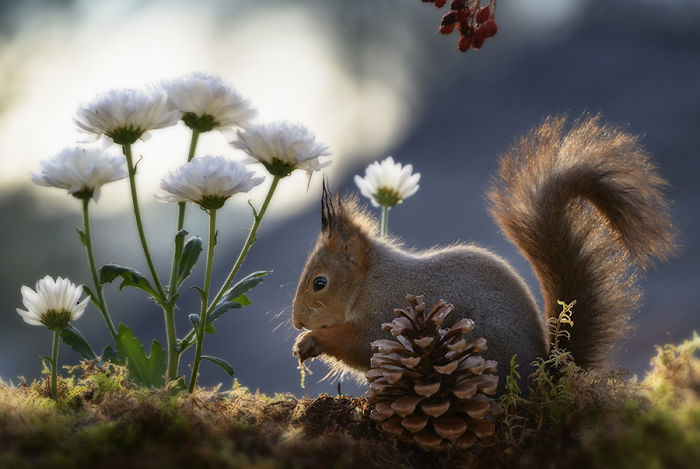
[293,331,322,362]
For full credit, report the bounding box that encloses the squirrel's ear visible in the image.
[319,183,371,268]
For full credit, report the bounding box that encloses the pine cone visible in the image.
[366,295,501,451]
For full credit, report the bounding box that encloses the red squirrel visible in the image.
[292,115,676,389]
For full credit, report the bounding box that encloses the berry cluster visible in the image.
[422,0,498,52]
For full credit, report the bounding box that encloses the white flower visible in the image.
[156,155,264,209]
[162,72,257,133]
[75,88,181,145]
[354,156,420,207]
[231,122,331,177]
[17,275,89,330]
[30,147,127,201]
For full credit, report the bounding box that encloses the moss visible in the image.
[0,334,698,468]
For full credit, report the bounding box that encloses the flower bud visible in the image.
[434,0,447,8]
[476,6,490,24]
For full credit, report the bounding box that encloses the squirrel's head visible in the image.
[292,183,376,330]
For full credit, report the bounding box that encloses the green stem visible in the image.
[81,199,118,340]
[122,144,167,303]
[164,130,200,380]
[50,329,60,400]
[380,205,389,239]
[167,129,201,297]
[188,208,218,392]
[178,176,281,352]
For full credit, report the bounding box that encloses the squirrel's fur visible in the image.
[292,115,676,387]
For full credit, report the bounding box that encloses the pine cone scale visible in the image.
[366,295,501,451]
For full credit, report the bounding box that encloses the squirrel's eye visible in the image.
[313,276,327,291]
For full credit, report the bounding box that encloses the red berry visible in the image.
[458,35,471,52]
[441,10,457,25]
[458,21,472,36]
[451,0,465,10]
[439,23,456,35]
[474,26,486,41]
[483,19,498,37]
[454,9,467,22]
[476,6,490,24]
[434,0,447,7]
[472,34,485,49]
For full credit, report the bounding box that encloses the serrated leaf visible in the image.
[115,324,166,387]
[201,355,234,377]
[61,324,97,360]
[102,344,120,364]
[100,264,159,300]
[176,236,203,289]
[77,229,88,247]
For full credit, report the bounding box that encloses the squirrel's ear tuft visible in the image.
[321,176,334,233]
[320,178,379,243]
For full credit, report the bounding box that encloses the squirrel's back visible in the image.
[355,242,548,375]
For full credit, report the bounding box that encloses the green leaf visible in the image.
[207,301,242,324]
[234,294,251,306]
[201,355,234,377]
[82,285,98,305]
[207,271,271,325]
[102,344,120,364]
[100,264,159,299]
[222,270,272,303]
[192,286,207,305]
[189,313,201,332]
[40,355,54,371]
[205,322,215,334]
[176,236,203,289]
[77,229,87,247]
[61,324,97,361]
[115,324,166,387]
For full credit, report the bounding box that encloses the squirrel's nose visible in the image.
[292,311,304,330]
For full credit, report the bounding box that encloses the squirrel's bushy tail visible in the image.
[488,115,677,369]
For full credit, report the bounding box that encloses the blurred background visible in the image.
[0,0,698,397]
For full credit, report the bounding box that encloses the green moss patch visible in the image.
[0,334,698,468]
